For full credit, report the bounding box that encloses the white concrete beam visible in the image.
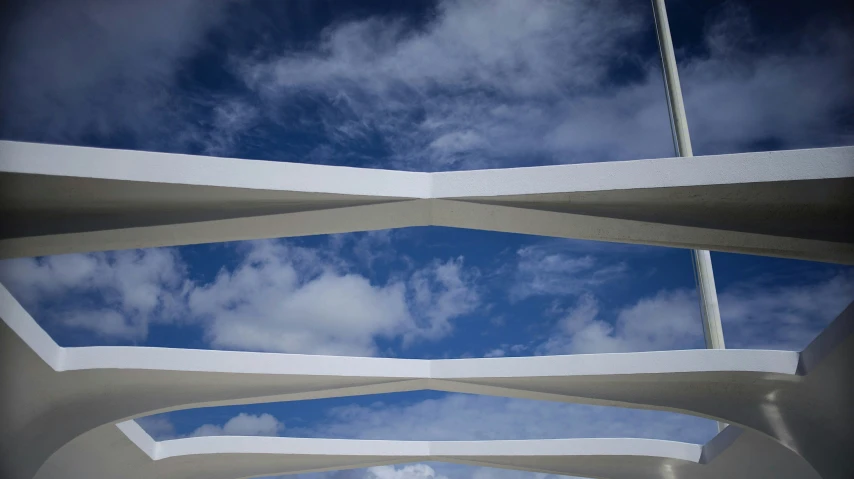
[2,282,852,478]
[2,140,852,262]
[0,140,431,197]
[430,199,854,264]
[36,421,820,479]
[0,199,431,259]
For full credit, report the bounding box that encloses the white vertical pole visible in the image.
[650,0,727,430]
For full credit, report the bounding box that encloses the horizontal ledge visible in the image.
[118,422,703,463]
[62,345,801,378]
[3,141,852,198]
[3,141,851,262]
[432,146,854,197]
[0,140,431,198]
[0,280,807,379]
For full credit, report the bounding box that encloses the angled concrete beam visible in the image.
[0,199,431,259]
[37,421,819,479]
[2,282,852,478]
[2,140,852,262]
[430,199,854,264]
[0,140,431,197]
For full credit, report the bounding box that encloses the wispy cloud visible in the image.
[0,239,480,356]
[294,393,714,443]
[143,391,716,478]
[142,394,714,450]
[537,290,704,355]
[3,1,850,169]
[189,241,480,356]
[0,0,233,149]
[364,464,448,479]
[719,271,854,350]
[0,249,187,341]
[535,271,854,355]
[239,0,854,170]
[510,244,627,301]
[240,0,652,169]
[189,412,284,438]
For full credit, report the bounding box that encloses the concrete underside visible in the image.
[1,140,853,478]
[1,282,851,479]
[1,141,852,262]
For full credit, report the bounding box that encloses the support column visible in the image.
[650,0,727,429]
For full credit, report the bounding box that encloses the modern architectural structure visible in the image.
[2,140,851,262]
[1,269,853,479]
[1,1,853,477]
[1,136,853,479]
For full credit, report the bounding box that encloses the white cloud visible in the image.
[4,1,849,169]
[141,413,583,478]
[239,0,854,170]
[188,241,479,356]
[187,240,412,356]
[140,391,715,474]
[538,290,703,355]
[135,416,176,441]
[366,464,447,479]
[297,393,714,444]
[681,4,854,154]
[294,463,577,479]
[469,467,576,479]
[0,249,187,340]
[511,245,626,301]
[0,238,479,355]
[719,272,854,350]
[536,270,854,355]
[240,0,649,169]
[190,413,284,437]
[243,0,640,99]
[405,257,481,342]
[204,99,260,155]
[329,231,397,268]
[0,0,232,147]
[142,391,710,479]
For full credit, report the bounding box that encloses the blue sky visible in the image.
[1,1,853,479]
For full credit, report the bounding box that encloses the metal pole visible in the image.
[650,0,727,430]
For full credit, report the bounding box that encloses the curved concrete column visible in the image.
[2,282,852,478]
[433,301,854,479]
[0,285,428,479]
[37,421,819,479]
[3,140,852,262]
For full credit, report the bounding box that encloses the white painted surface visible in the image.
[1,281,851,478]
[1,138,852,478]
[2,140,852,262]
[37,421,820,479]
[4,141,851,199]
[0,140,431,198]
[430,146,854,197]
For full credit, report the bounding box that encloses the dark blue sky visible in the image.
[1,2,853,478]
[2,0,853,167]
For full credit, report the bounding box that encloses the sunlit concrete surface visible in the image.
[2,280,851,478]
[34,421,819,479]
[2,140,852,262]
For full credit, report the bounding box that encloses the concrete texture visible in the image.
[2,139,852,478]
[2,281,851,479]
[2,140,852,262]
[36,422,819,479]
